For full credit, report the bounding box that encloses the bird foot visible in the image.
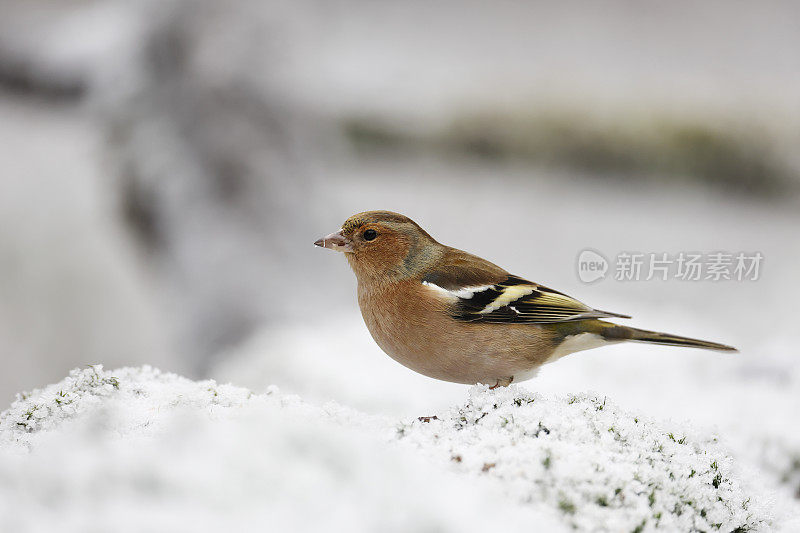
[489,377,514,389]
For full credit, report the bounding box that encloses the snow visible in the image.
[0,366,783,532]
[0,366,549,533]
[400,386,769,532]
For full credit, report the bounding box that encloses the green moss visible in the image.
[542,453,552,470]
[667,433,687,444]
[558,497,576,515]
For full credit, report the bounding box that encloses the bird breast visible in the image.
[356,280,556,384]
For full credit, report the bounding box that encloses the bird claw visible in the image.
[489,377,514,389]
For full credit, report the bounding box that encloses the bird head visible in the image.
[314,211,440,282]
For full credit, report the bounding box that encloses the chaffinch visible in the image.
[314,211,736,387]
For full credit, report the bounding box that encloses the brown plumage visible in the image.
[314,211,736,387]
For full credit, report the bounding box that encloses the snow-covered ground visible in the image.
[1,366,789,532]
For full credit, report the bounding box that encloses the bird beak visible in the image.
[314,230,354,253]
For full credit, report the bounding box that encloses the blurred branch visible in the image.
[345,108,800,199]
[0,53,86,100]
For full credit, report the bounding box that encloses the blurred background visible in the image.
[1,0,799,502]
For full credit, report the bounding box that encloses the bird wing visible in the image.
[422,262,631,324]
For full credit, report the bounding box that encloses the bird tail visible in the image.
[599,323,737,352]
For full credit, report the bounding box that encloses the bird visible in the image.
[314,210,736,387]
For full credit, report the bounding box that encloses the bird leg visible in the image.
[489,376,514,389]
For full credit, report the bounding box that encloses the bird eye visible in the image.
[363,229,378,241]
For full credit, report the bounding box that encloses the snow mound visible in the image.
[398,385,771,532]
[0,366,773,532]
[0,366,548,533]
